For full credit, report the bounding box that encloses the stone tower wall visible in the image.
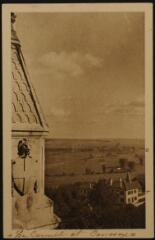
[12,136,45,196]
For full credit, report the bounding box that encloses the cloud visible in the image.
[38,51,102,77]
[85,53,102,67]
[47,107,70,118]
[128,98,144,107]
[103,98,144,116]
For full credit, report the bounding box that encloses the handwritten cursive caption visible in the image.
[7,229,137,238]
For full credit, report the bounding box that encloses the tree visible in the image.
[119,158,128,169]
[134,174,145,192]
[139,157,144,165]
[85,167,91,175]
[128,161,135,170]
[90,180,117,207]
[102,164,106,173]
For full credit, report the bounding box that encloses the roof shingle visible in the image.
[11,14,48,132]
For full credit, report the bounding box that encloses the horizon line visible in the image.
[46,137,145,140]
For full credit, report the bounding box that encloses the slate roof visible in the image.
[112,179,141,191]
[123,180,141,191]
[11,13,48,132]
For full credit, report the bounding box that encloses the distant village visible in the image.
[46,171,145,229]
[45,140,145,228]
[74,172,145,207]
[48,172,145,207]
[46,140,145,179]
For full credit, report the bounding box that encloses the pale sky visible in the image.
[15,12,145,139]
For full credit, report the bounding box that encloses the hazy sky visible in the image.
[15,12,144,139]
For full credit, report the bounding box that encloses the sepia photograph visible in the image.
[3,3,154,238]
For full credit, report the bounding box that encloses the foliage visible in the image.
[102,164,106,173]
[46,180,145,229]
[133,174,145,192]
[128,161,135,170]
[119,158,128,169]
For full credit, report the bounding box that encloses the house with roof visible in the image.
[109,173,145,207]
[74,182,96,198]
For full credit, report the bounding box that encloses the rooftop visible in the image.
[11,13,48,132]
[110,173,142,191]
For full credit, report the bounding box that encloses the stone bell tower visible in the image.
[11,13,60,229]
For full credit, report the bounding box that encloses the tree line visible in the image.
[45,176,145,229]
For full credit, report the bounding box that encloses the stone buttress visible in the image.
[11,13,60,229]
